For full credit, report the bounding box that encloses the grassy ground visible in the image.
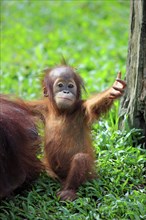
[0,0,146,219]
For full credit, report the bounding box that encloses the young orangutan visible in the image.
[26,65,126,201]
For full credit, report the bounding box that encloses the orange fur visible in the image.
[24,66,126,201]
[0,95,43,198]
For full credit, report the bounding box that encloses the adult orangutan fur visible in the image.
[0,95,43,198]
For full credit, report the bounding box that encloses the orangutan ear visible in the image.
[43,87,48,97]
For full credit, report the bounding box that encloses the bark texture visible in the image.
[119,0,146,144]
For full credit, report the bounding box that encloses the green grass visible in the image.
[0,0,146,219]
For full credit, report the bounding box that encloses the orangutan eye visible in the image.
[68,84,74,88]
[58,83,64,88]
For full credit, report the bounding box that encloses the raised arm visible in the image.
[24,99,48,119]
[83,72,126,124]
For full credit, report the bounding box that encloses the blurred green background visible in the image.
[1,0,129,99]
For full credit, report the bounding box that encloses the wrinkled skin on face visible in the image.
[51,67,77,110]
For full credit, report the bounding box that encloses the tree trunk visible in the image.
[119,0,146,145]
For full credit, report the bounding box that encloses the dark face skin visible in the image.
[50,67,77,110]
